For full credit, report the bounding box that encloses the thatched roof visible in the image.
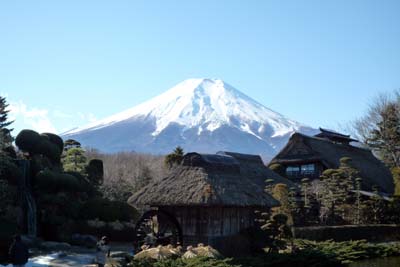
[128,152,292,208]
[270,133,394,194]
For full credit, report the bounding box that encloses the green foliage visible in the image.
[234,250,343,267]
[35,169,85,192]
[42,132,64,152]
[0,96,13,146]
[164,146,184,168]
[64,139,81,150]
[79,198,139,222]
[15,130,62,162]
[130,253,342,267]
[319,157,360,224]
[295,239,400,264]
[86,159,104,185]
[271,183,293,225]
[258,213,292,253]
[62,146,87,173]
[129,257,240,267]
[15,129,42,152]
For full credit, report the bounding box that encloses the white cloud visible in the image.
[9,101,58,133]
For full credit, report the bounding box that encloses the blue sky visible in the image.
[1,0,400,135]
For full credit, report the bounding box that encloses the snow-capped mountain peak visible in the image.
[63,78,315,160]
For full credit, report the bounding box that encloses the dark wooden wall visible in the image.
[161,206,258,247]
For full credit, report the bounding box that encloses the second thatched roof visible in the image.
[128,151,292,208]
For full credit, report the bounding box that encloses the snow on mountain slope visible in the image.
[63,78,316,161]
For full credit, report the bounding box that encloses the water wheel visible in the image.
[134,209,182,247]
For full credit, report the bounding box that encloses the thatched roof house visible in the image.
[130,151,292,208]
[269,129,394,194]
[129,151,291,254]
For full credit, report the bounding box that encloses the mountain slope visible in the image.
[63,78,316,161]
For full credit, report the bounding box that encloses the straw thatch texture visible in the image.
[129,152,289,208]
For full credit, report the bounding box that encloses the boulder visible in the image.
[40,241,71,251]
[21,235,42,247]
[70,234,97,248]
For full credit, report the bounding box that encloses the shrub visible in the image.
[268,163,286,177]
[86,159,104,185]
[79,198,140,222]
[41,132,64,152]
[36,169,83,192]
[36,138,62,162]
[129,257,240,267]
[294,239,400,264]
[15,129,41,153]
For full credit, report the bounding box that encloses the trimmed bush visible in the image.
[42,132,64,152]
[295,239,400,264]
[15,130,62,162]
[15,129,41,153]
[36,169,83,192]
[86,159,104,185]
[79,198,139,222]
[36,138,62,162]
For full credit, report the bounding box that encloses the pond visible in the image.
[349,257,400,267]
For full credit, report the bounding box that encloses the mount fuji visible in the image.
[63,78,316,161]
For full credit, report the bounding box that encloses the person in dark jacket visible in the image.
[8,235,29,267]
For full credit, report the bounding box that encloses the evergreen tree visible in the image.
[0,96,15,176]
[271,183,293,225]
[320,158,358,224]
[164,146,184,168]
[62,141,87,173]
[0,96,13,150]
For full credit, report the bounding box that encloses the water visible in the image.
[16,159,37,237]
[349,257,400,267]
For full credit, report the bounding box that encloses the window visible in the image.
[286,166,300,176]
[286,166,300,172]
[301,164,315,172]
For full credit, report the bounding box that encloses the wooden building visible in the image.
[128,151,291,253]
[269,128,394,194]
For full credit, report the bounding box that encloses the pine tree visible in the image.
[271,183,293,225]
[62,140,87,173]
[164,146,184,168]
[0,96,13,149]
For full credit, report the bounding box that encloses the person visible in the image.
[8,235,29,267]
[95,236,110,267]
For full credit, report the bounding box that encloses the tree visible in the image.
[63,139,81,151]
[367,102,400,168]
[352,91,400,168]
[259,213,292,253]
[271,183,293,225]
[320,158,358,224]
[301,178,311,208]
[0,96,16,177]
[0,96,13,134]
[164,146,184,168]
[63,147,87,173]
[392,167,400,197]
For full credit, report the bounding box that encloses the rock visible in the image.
[40,241,71,251]
[110,251,132,259]
[70,233,97,248]
[21,235,42,247]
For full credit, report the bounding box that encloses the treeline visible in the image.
[85,149,167,202]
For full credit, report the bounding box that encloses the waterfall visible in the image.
[16,160,37,237]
